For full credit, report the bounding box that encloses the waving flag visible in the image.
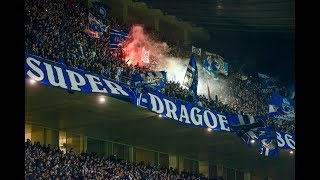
[236,131,257,148]
[133,71,167,91]
[211,55,228,76]
[84,29,100,38]
[203,57,219,80]
[92,0,111,19]
[268,93,295,121]
[258,73,279,93]
[109,28,128,50]
[256,127,279,157]
[86,13,107,37]
[183,53,198,103]
[228,115,267,133]
[211,58,219,71]
[228,115,267,148]
[222,62,229,75]
[203,58,210,70]
[203,58,212,78]
[228,114,279,157]
[205,51,213,58]
[191,46,201,56]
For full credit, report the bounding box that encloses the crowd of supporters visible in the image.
[25,0,294,134]
[25,0,150,86]
[268,118,295,134]
[26,140,226,180]
[160,74,294,134]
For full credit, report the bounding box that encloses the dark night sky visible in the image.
[203,30,295,84]
[136,0,295,85]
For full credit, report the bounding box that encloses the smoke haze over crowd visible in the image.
[121,25,214,96]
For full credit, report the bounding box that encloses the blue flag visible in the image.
[92,1,111,19]
[183,53,198,103]
[228,115,267,133]
[268,93,295,121]
[211,58,219,71]
[228,115,269,149]
[235,131,256,148]
[132,71,167,91]
[203,58,210,70]
[211,59,219,78]
[203,58,213,79]
[223,62,229,75]
[109,28,128,50]
[258,73,279,93]
[255,127,279,157]
[202,57,218,80]
[88,13,107,37]
[228,114,279,157]
[210,57,228,76]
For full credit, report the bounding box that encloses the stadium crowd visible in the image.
[25,0,150,85]
[25,140,225,180]
[25,0,294,134]
[161,74,294,134]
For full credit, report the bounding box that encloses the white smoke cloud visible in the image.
[154,55,217,98]
[160,57,189,85]
[122,25,225,99]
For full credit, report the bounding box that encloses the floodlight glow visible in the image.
[207,128,212,132]
[29,79,36,84]
[250,139,255,144]
[99,96,106,103]
[159,114,162,118]
[290,151,294,154]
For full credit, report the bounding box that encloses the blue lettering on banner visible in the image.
[25,53,136,103]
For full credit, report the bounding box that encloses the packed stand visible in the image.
[267,118,295,134]
[25,140,224,180]
[25,0,151,87]
[160,70,294,134]
[25,0,294,134]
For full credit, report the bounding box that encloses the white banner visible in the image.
[141,47,150,63]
